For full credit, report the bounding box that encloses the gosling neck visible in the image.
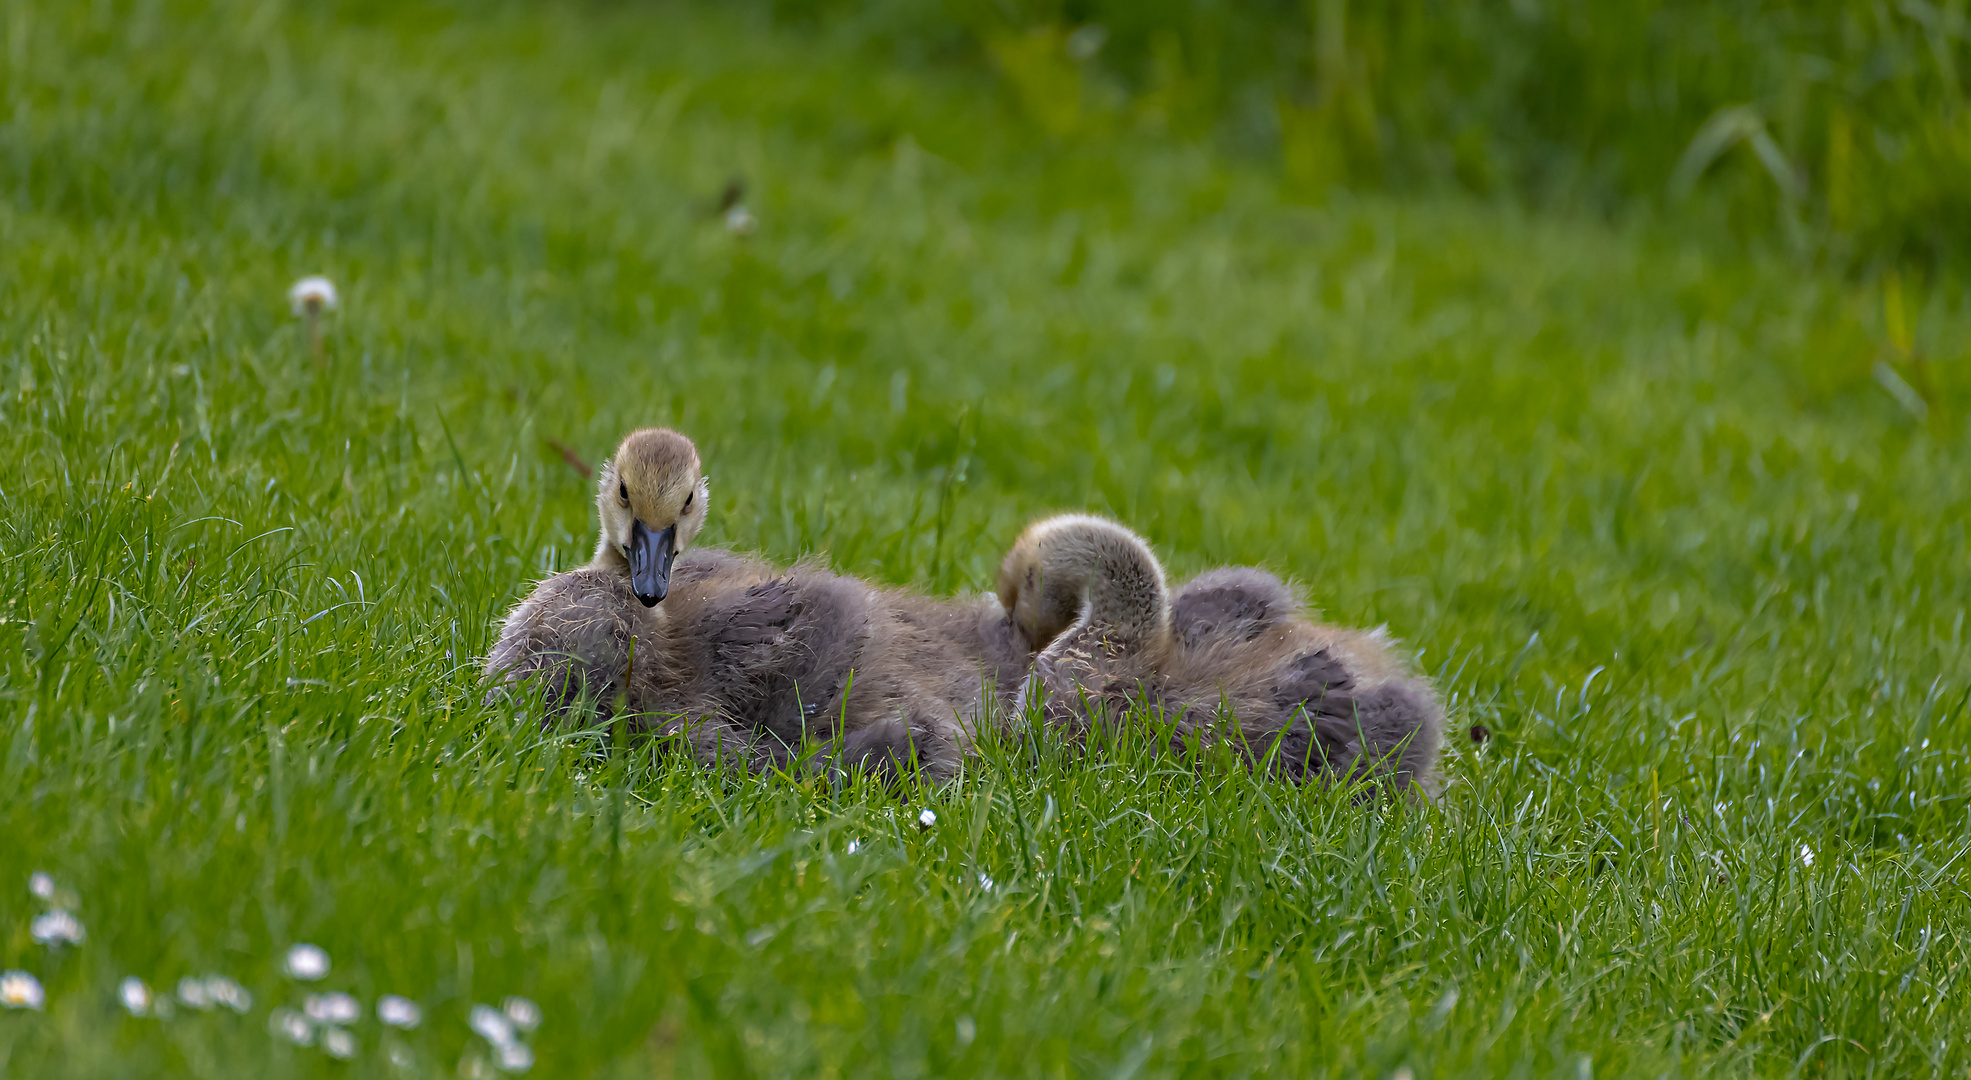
[586,519,676,623]
[1041,521,1172,656]
[590,533,629,574]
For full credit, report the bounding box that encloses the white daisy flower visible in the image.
[1,971,45,1010]
[501,996,540,1033]
[495,1041,535,1073]
[1800,844,1815,868]
[288,276,339,315]
[283,943,331,981]
[120,977,151,1016]
[377,994,422,1029]
[470,1003,517,1047]
[204,975,252,1013]
[977,872,994,891]
[177,976,212,1009]
[30,909,85,946]
[917,808,937,829]
[28,872,55,901]
[321,1026,358,1060]
[305,991,361,1025]
[270,1007,315,1046]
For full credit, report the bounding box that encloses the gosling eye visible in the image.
[684,491,694,512]
[618,481,629,503]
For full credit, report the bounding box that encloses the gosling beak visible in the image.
[628,520,677,606]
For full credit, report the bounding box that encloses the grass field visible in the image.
[5,1,1971,1076]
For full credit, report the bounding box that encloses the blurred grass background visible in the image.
[2,0,1970,1076]
[768,0,1971,269]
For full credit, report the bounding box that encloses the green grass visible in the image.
[4,1,1971,1076]
[766,0,1971,269]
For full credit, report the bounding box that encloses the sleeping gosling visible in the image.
[997,514,1444,796]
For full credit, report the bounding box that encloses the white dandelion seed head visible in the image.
[283,942,331,981]
[501,996,540,1033]
[305,991,361,1026]
[1800,844,1815,868]
[30,909,85,946]
[321,1026,358,1060]
[271,1006,315,1046]
[470,1003,517,1047]
[917,808,937,829]
[204,975,252,1013]
[120,977,151,1016]
[1,971,45,1010]
[177,975,212,1009]
[495,1040,535,1073]
[377,994,422,1029]
[28,871,55,901]
[288,276,339,316]
[723,206,756,236]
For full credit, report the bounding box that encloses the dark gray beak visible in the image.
[628,520,677,607]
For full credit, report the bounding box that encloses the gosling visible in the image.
[998,514,1443,795]
[484,428,1032,781]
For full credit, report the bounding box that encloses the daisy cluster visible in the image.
[467,996,543,1073]
[5,873,542,1073]
[3,870,86,1011]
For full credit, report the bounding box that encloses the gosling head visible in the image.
[998,514,1172,649]
[997,515,1093,647]
[594,428,710,607]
